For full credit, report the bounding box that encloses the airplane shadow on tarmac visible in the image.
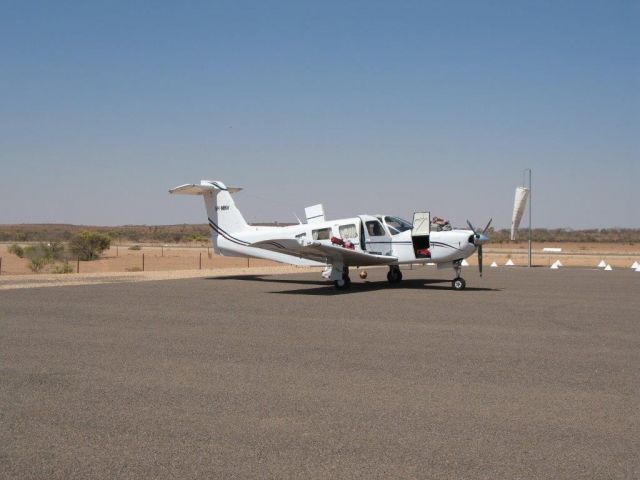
[206,275,500,296]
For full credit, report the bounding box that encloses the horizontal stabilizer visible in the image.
[169,180,242,195]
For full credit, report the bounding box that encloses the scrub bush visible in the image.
[69,231,111,260]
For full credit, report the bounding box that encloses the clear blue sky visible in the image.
[1,1,638,228]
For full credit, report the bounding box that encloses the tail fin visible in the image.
[169,180,248,253]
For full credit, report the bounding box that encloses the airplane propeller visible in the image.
[466,218,492,277]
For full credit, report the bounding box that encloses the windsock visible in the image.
[511,186,530,241]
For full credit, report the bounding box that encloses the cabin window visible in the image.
[384,216,413,235]
[339,224,358,239]
[312,228,332,240]
[365,220,385,236]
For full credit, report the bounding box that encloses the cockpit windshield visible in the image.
[384,216,413,235]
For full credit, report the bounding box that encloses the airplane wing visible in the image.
[250,239,397,266]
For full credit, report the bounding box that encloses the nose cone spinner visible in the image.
[476,233,490,245]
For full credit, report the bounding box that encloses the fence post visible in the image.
[161,245,164,257]
[77,256,80,273]
[142,253,145,271]
[199,252,202,270]
[0,257,2,275]
[247,257,250,267]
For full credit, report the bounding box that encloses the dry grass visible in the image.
[0,244,280,276]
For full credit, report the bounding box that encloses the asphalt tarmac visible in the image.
[1,267,638,479]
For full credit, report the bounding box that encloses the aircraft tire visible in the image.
[452,277,466,291]
[334,275,351,290]
[387,269,403,284]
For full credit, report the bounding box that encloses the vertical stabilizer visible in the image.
[169,180,247,253]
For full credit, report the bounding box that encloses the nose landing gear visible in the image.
[452,277,466,290]
[451,260,466,291]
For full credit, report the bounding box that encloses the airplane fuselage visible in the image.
[214,215,478,268]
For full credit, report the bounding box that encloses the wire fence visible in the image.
[0,243,639,276]
[0,244,279,276]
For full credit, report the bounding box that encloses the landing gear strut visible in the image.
[452,261,466,291]
[387,266,403,284]
[333,267,351,290]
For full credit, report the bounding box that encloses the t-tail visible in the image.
[169,180,248,254]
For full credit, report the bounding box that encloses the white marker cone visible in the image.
[597,260,607,268]
[604,264,613,271]
[631,261,639,269]
[550,262,559,269]
[461,259,470,266]
[636,265,640,272]
[490,261,498,268]
[556,260,563,267]
[505,259,515,266]
[551,260,561,269]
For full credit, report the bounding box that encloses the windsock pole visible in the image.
[525,168,532,268]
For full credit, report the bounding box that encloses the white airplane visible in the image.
[170,180,491,291]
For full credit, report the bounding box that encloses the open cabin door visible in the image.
[305,204,325,224]
[359,215,392,256]
[412,212,431,258]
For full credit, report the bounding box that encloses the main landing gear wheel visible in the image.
[387,268,403,284]
[334,274,351,290]
[452,277,466,291]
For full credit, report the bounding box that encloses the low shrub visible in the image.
[69,231,111,260]
[43,241,65,261]
[128,245,142,251]
[29,258,46,272]
[184,233,208,243]
[23,245,39,260]
[23,243,66,263]
[8,244,24,258]
[52,262,73,274]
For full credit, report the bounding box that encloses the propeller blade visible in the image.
[478,245,483,277]
[482,218,493,235]
[466,220,476,232]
